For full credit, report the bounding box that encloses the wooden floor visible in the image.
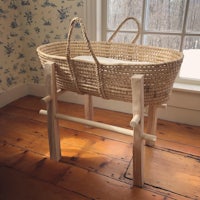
[0,95,200,200]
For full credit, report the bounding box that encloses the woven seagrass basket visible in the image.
[37,17,183,106]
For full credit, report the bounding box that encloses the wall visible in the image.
[0,1,25,93]
[0,0,84,99]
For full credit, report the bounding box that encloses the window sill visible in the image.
[173,82,200,94]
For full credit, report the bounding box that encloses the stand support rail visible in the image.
[39,109,156,142]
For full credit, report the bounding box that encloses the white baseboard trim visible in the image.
[158,106,200,126]
[59,91,200,126]
[0,84,199,126]
[0,84,29,108]
[28,83,46,97]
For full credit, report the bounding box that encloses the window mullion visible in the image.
[180,0,190,51]
[140,0,147,45]
[101,0,107,41]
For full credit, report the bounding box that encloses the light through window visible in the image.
[105,0,200,83]
[180,49,200,80]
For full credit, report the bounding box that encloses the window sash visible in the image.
[102,0,200,84]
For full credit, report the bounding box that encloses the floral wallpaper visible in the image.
[0,0,85,93]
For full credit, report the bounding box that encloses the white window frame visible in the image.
[85,0,200,92]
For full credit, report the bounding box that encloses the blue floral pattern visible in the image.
[0,0,84,92]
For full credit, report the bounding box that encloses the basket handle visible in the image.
[107,17,141,43]
[67,17,99,65]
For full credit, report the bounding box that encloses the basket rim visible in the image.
[36,40,184,65]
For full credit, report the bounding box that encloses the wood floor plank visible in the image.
[0,106,200,161]
[0,95,199,200]
[1,96,200,156]
[0,143,89,200]
[0,112,133,160]
[126,147,200,199]
[0,143,165,200]
[156,139,200,157]
[57,164,164,200]
[0,142,68,183]
[4,95,200,147]
[1,100,134,143]
[0,113,133,182]
[61,148,130,181]
[156,120,200,147]
[0,167,90,200]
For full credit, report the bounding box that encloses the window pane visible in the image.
[143,34,181,49]
[183,36,200,49]
[145,0,186,32]
[107,31,140,44]
[107,0,143,30]
[186,0,200,33]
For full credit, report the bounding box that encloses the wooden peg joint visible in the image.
[41,95,52,103]
[130,114,140,128]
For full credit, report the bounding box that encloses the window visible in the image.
[102,0,200,84]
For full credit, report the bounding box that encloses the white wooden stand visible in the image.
[40,62,157,187]
[146,105,158,146]
[43,62,61,161]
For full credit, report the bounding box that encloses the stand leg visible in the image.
[146,105,158,147]
[133,124,145,187]
[84,94,93,120]
[45,62,61,161]
[131,75,145,187]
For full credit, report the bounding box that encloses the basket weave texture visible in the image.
[37,17,183,106]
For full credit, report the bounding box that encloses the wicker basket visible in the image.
[37,17,183,106]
